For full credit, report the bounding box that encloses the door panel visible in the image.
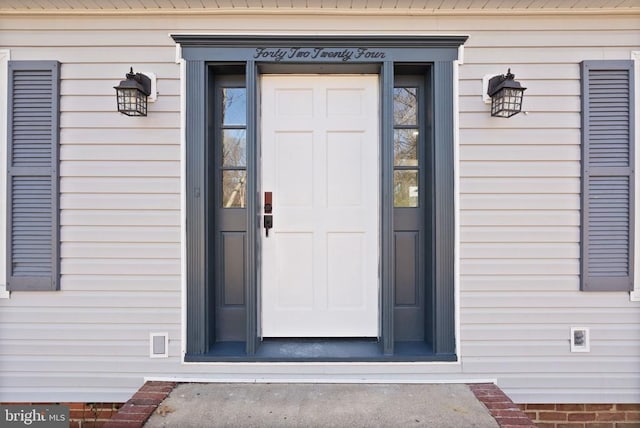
[327,233,365,309]
[261,75,379,337]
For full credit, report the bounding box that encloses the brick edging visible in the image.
[469,383,537,428]
[103,381,177,428]
[521,403,640,426]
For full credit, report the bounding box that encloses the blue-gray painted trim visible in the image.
[185,339,455,362]
[173,35,467,63]
[185,353,457,363]
[180,35,465,360]
[173,35,468,47]
[580,60,635,292]
[381,61,395,355]
[185,60,208,354]
[432,61,456,354]
[245,61,259,355]
[6,60,60,292]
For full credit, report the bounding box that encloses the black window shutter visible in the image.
[7,61,60,291]
[581,60,635,292]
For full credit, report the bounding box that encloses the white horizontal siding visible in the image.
[60,211,179,226]
[61,194,180,210]
[61,112,179,128]
[61,128,181,144]
[462,259,579,275]
[2,29,639,48]
[463,324,640,341]
[461,178,580,193]
[460,128,579,145]
[461,161,580,177]
[455,12,638,400]
[61,259,181,275]
[1,306,179,324]
[463,307,640,324]
[464,47,635,63]
[461,146,580,161]
[462,226,580,242]
[0,324,181,341]
[454,9,640,405]
[61,242,180,259]
[11,46,175,63]
[459,63,580,80]
[462,243,580,259]
[61,226,180,242]
[0,11,638,405]
[61,177,180,193]
[60,161,180,177]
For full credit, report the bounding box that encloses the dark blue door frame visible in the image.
[174,35,466,361]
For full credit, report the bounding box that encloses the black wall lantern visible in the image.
[487,69,526,118]
[114,67,152,116]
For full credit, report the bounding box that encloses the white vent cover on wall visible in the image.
[570,327,590,353]
[150,332,169,358]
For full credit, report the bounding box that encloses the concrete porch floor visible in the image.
[103,382,536,428]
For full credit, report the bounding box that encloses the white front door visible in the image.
[261,75,379,337]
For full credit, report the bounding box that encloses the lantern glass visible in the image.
[490,87,524,118]
[116,87,147,116]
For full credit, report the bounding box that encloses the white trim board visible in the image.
[632,50,640,302]
[145,376,496,384]
[0,49,10,299]
[179,57,188,357]
[453,56,461,363]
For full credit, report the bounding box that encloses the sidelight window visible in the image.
[220,87,247,208]
[393,86,420,207]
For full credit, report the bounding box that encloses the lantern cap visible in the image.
[487,69,526,97]
[114,67,151,96]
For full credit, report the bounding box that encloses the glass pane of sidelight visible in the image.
[393,87,418,126]
[222,129,247,167]
[394,129,418,166]
[222,170,247,208]
[222,88,247,126]
[394,170,419,207]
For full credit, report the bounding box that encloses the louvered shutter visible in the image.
[581,60,635,291]
[7,61,60,291]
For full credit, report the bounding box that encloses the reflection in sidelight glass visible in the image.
[222,170,247,208]
[394,129,418,166]
[221,86,247,209]
[393,85,420,207]
[393,87,417,125]
[222,88,247,126]
[394,170,418,207]
[222,129,247,167]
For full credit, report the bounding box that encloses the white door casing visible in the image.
[261,75,379,337]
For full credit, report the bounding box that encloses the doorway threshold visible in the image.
[257,338,381,359]
[185,339,456,362]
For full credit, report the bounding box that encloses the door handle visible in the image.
[264,215,273,237]
[264,192,273,237]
